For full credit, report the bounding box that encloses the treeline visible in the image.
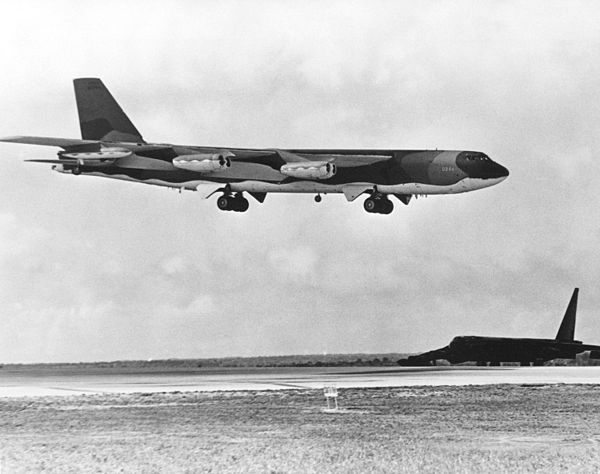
[6,352,600,369]
[224,356,402,368]
[3,353,410,369]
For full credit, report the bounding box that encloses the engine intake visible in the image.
[173,153,232,173]
[280,161,336,180]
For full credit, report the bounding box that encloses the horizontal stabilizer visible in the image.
[0,136,99,149]
[25,159,78,164]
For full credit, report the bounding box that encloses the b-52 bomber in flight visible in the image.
[1,78,509,214]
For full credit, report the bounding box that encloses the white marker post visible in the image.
[323,385,339,411]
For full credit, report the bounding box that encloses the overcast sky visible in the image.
[1,1,600,363]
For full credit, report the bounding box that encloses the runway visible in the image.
[2,365,600,397]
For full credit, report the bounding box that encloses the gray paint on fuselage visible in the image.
[426,151,468,186]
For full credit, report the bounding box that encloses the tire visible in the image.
[364,198,377,213]
[381,199,394,214]
[217,195,231,210]
[236,197,249,212]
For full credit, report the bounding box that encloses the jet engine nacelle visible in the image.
[60,148,132,164]
[280,161,336,180]
[589,350,600,360]
[173,153,232,173]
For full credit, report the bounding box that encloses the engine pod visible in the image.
[280,161,336,180]
[58,148,133,166]
[173,153,232,173]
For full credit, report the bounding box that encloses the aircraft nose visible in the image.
[485,161,509,179]
[456,152,509,180]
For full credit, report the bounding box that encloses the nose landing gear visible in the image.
[364,193,393,214]
[217,192,249,212]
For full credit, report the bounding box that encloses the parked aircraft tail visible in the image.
[73,78,144,143]
[555,288,578,342]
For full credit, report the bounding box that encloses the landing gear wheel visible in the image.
[364,195,393,214]
[364,198,378,213]
[235,196,249,212]
[218,193,249,212]
[217,195,232,211]
[314,194,322,203]
[380,199,394,214]
[72,168,81,176]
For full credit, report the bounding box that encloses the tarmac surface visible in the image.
[2,365,600,397]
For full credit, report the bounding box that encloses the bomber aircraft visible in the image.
[398,289,600,366]
[1,78,509,213]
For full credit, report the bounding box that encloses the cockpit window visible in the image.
[465,153,489,161]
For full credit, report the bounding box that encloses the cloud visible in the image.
[161,256,187,275]
[268,246,318,280]
[185,295,216,316]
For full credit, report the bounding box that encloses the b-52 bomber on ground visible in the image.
[398,289,600,366]
[1,78,509,213]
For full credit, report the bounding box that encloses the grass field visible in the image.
[2,384,600,473]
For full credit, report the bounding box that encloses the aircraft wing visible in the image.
[303,153,392,168]
[0,136,100,149]
[214,149,316,170]
[273,150,392,167]
[1,136,395,169]
[275,149,311,163]
[225,149,393,169]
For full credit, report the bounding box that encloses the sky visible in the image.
[1,0,600,362]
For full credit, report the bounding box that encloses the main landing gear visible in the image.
[364,193,394,214]
[217,192,249,212]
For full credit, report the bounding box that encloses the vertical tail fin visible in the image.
[73,78,144,143]
[555,288,578,342]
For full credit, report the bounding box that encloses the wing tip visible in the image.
[0,135,26,143]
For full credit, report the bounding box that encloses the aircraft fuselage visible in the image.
[445,336,600,364]
[57,146,508,197]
